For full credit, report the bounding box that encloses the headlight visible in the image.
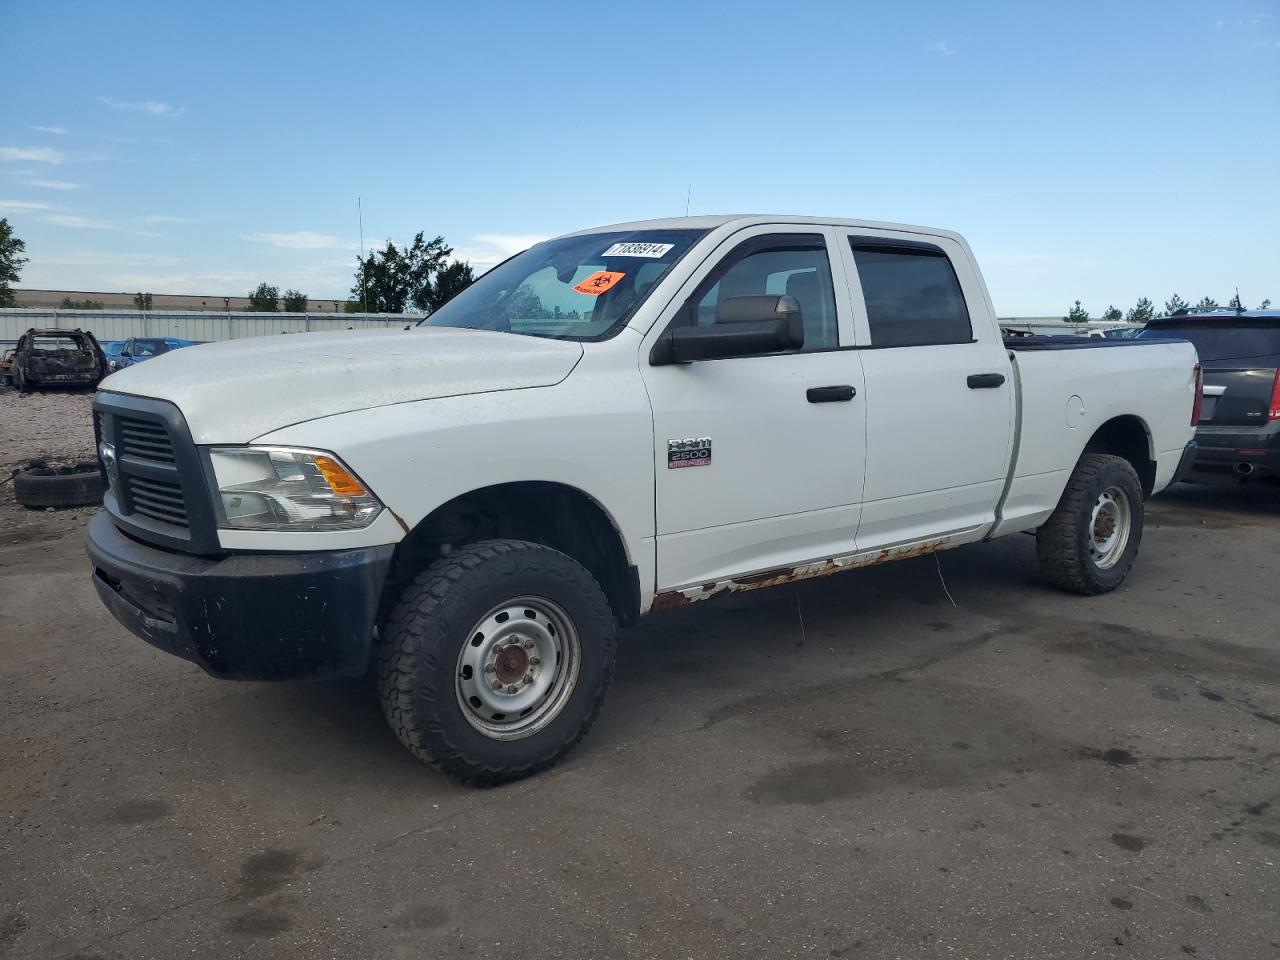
[207,446,382,531]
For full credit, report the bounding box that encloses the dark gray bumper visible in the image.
[87,511,394,680]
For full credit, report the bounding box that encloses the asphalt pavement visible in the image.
[2,482,1278,959]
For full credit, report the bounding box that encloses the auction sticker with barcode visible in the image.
[601,242,674,258]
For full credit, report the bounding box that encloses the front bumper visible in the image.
[87,511,395,680]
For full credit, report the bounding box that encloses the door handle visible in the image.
[807,385,856,403]
[967,373,1006,389]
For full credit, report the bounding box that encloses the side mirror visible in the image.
[653,295,805,365]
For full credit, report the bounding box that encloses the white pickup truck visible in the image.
[87,215,1201,784]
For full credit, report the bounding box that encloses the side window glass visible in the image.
[849,240,971,348]
[692,241,838,351]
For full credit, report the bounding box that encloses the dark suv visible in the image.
[1139,310,1280,480]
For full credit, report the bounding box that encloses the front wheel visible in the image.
[1036,453,1144,595]
[376,539,617,786]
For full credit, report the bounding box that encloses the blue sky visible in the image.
[2,0,1277,315]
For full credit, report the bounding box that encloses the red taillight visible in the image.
[1191,364,1204,426]
[1269,369,1280,422]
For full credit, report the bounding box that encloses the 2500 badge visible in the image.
[668,437,712,469]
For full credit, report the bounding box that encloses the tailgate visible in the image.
[1201,363,1278,425]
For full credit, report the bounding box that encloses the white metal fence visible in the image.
[0,309,417,346]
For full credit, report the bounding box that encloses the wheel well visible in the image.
[384,482,639,626]
[1083,415,1155,496]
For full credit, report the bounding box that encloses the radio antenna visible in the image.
[685,184,691,217]
[358,196,369,313]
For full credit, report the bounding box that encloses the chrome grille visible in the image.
[119,416,177,463]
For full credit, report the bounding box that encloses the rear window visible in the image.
[31,336,86,352]
[849,240,972,348]
[1138,324,1280,362]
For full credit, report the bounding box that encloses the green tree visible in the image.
[247,282,280,311]
[133,291,153,311]
[282,289,308,312]
[1164,293,1188,315]
[1227,292,1243,310]
[1259,299,1272,310]
[1066,300,1089,323]
[0,218,28,307]
[1102,305,1123,323]
[1191,296,1219,314]
[1125,297,1155,325]
[422,260,475,313]
[349,231,471,313]
[60,297,104,309]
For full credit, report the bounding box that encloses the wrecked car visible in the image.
[9,328,108,392]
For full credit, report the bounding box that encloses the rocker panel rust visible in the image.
[649,537,951,611]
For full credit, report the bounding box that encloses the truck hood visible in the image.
[100,327,584,443]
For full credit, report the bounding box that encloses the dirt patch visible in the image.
[0,388,97,541]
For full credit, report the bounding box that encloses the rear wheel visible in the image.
[376,539,617,786]
[1036,453,1144,595]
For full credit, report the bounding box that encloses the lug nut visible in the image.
[491,679,503,691]
[528,656,541,666]
[484,664,496,674]
[522,673,533,684]
[521,638,535,649]
[506,684,519,694]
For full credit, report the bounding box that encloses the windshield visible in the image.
[134,339,169,357]
[1138,323,1280,362]
[420,229,707,340]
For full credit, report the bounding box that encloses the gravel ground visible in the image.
[0,385,98,539]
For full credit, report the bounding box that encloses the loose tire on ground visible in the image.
[376,539,617,786]
[13,462,105,509]
[1036,453,1144,595]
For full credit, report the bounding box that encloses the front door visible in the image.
[640,226,868,591]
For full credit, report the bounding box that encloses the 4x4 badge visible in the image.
[668,437,711,469]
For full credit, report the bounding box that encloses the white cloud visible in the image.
[0,199,52,214]
[96,96,186,118]
[928,40,955,55]
[244,230,350,250]
[38,251,184,267]
[143,214,195,224]
[0,146,65,164]
[31,125,71,136]
[103,269,259,291]
[452,232,550,272]
[21,178,81,190]
[42,213,112,229]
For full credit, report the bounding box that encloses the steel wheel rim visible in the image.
[455,595,581,741]
[1089,485,1131,570]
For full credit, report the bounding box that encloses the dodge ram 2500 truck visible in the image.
[87,215,1201,785]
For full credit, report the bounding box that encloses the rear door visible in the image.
[838,231,1014,550]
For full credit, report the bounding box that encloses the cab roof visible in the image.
[558,214,966,245]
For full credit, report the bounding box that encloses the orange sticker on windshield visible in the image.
[573,270,625,296]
